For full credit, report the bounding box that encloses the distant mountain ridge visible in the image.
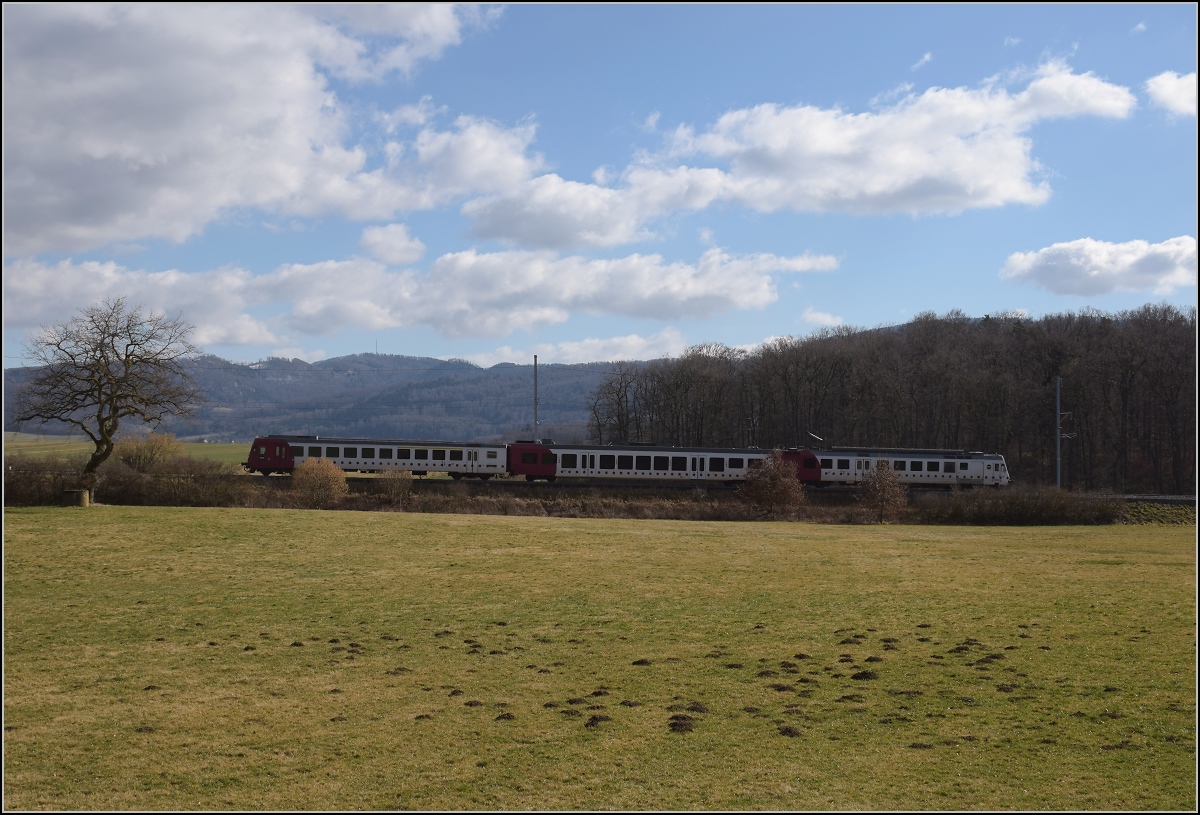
[4,353,617,444]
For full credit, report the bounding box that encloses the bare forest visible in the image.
[586,305,1196,495]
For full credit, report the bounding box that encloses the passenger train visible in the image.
[245,435,1011,487]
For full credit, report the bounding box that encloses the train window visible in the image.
[894,460,906,471]
[362,447,375,458]
[308,446,321,457]
[379,448,393,459]
[803,458,818,469]
[729,457,744,469]
[910,461,922,471]
[487,450,498,459]
[617,455,633,469]
[326,447,340,457]
[820,458,832,469]
[671,456,687,471]
[432,450,446,461]
[600,455,616,469]
[927,461,939,472]
[521,453,538,464]
[959,462,968,470]
[542,453,557,465]
[290,446,303,457]
[397,449,410,459]
[654,456,669,470]
[344,447,357,458]
[837,459,849,470]
[636,455,651,470]
[415,449,428,461]
[449,450,463,461]
[561,454,578,468]
[746,458,764,469]
[710,457,725,472]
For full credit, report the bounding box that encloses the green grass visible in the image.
[4,432,249,466]
[4,508,1195,810]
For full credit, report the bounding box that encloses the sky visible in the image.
[3,4,1196,368]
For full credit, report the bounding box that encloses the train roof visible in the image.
[513,441,802,455]
[822,446,1002,458]
[263,434,505,448]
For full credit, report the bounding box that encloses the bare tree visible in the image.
[13,298,203,477]
[859,460,907,523]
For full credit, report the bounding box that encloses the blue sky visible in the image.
[3,4,1196,367]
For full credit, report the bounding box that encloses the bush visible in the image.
[113,432,186,473]
[376,469,414,507]
[911,485,1125,525]
[739,450,807,519]
[94,456,254,507]
[859,462,908,522]
[3,452,90,506]
[291,458,349,509]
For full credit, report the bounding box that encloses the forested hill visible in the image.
[584,305,1196,495]
[3,354,609,445]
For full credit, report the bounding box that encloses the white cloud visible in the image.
[674,60,1134,216]
[801,307,844,326]
[359,223,426,264]
[465,328,688,367]
[5,247,838,346]
[1132,22,1147,34]
[1000,236,1197,296]
[1,4,516,255]
[1004,37,1021,47]
[1145,71,1197,117]
[461,61,1136,248]
[0,257,278,346]
[912,52,932,71]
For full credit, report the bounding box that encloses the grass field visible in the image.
[4,432,250,467]
[3,508,1195,810]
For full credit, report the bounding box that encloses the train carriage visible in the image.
[244,435,507,479]
[815,447,1010,487]
[505,441,826,484]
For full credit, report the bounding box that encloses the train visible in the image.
[244,435,1011,487]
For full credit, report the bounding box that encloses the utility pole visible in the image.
[533,354,540,442]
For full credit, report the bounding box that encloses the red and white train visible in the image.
[245,435,1011,487]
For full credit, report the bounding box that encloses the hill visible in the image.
[4,353,615,443]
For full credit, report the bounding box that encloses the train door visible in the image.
[582,453,596,477]
[690,456,706,480]
[466,449,478,475]
[855,458,872,484]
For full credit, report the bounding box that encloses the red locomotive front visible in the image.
[507,441,558,481]
[244,437,295,475]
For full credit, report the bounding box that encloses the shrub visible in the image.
[376,469,414,507]
[94,456,254,507]
[3,452,90,506]
[740,450,807,519]
[291,458,349,509]
[912,485,1125,525]
[113,432,186,473]
[859,462,908,522]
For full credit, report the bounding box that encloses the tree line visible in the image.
[586,304,1196,495]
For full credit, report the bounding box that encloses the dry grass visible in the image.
[3,508,1195,810]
